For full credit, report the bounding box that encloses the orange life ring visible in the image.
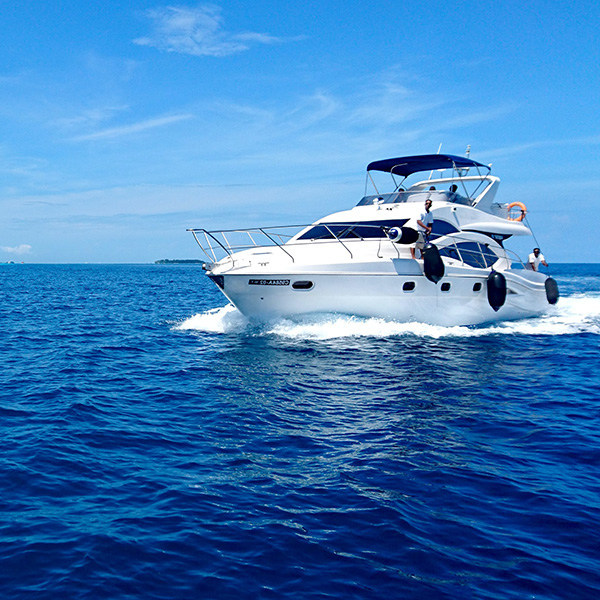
[507,202,527,221]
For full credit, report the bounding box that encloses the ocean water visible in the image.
[1,263,599,599]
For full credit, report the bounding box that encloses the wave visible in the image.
[174,294,600,340]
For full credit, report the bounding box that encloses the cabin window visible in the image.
[441,282,451,292]
[297,220,408,241]
[441,243,498,268]
[473,282,482,292]
[479,244,499,267]
[455,242,487,268]
[429,220,460,240]
[292,281,314,290]
[298,225,335,240]
[403,281,416,291]
[439,246,460,261]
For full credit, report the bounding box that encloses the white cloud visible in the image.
[484,135,600,160]
[53,105,130,131]
[134,4,294,57]
[71,113,195,141]
[1,244,32,255]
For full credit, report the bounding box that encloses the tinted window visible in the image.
[440,242,498,268]
[456,242,487,268]
[298,225,334,240]
[479,244,498,267]
[441,282,451,292]
[298,220,408,240]
[430,219,459,240]
[403,281,416,291]
[439,246,460,261]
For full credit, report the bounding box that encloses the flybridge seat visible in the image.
[356,189,472,207]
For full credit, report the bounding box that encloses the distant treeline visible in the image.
[155,259,204,264]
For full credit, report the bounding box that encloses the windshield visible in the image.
[357,190,471,207]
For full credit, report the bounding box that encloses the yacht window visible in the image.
[298,224,335,240]
[356,193,407,206]
[473,282,482,292]
[439,246,460,261]
[403,281,416,291]
[441,242,498,268]
[298,220,408,241]
[292,281,314,290]
[455,242,487,268]
[441,282,451,292]
[430,219,459,240]
[479,244,499,267]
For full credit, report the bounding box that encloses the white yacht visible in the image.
[189,154,559,326]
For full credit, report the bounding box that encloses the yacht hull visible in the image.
[213,269,551,326]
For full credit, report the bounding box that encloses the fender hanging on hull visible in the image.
[387,226,419,245]
[422,243,445,284]
[545,277,559,305]
[487,271,507,312]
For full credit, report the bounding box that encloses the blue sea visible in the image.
[1,263,599,599]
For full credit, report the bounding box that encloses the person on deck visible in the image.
[412,199,433,259]
[527,248,548,271]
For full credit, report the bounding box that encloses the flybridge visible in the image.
[363,154,496,209]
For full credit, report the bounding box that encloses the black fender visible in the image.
[545,277,559,305]
[387,226,419,245]
[422,243,445,284]
[486,271,506,312]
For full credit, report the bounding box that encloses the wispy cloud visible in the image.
[53,105,130,131]
[71,113,195,141]
[134,4,297,57]
[484,135,600,160]
[1,244,32,255]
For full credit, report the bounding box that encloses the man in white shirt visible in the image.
[527,247,548,271]
[411,199,433,259]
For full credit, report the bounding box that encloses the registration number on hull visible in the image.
[249,279,290,286]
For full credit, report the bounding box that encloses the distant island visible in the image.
[155,259,204,264]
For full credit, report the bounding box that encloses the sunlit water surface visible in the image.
[1,263,599,599]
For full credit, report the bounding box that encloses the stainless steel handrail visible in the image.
[188,225,528,271]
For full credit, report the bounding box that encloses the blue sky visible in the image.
[1,0,599,263]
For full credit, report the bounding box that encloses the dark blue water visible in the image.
[2,264,599,599]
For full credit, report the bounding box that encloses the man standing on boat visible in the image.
[527,247,548,271]
[412,199,433,259]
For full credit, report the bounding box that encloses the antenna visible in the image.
[465,145,471,157]
[429,143,443,179]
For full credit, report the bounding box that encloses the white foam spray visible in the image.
[174,304,248,334]
[174,295,600,340]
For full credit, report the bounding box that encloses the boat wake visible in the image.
[174,294,600,339]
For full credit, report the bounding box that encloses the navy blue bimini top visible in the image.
[367,154,489,176]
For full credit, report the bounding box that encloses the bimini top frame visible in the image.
[365,153,492,200]
[367,154,490,177]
